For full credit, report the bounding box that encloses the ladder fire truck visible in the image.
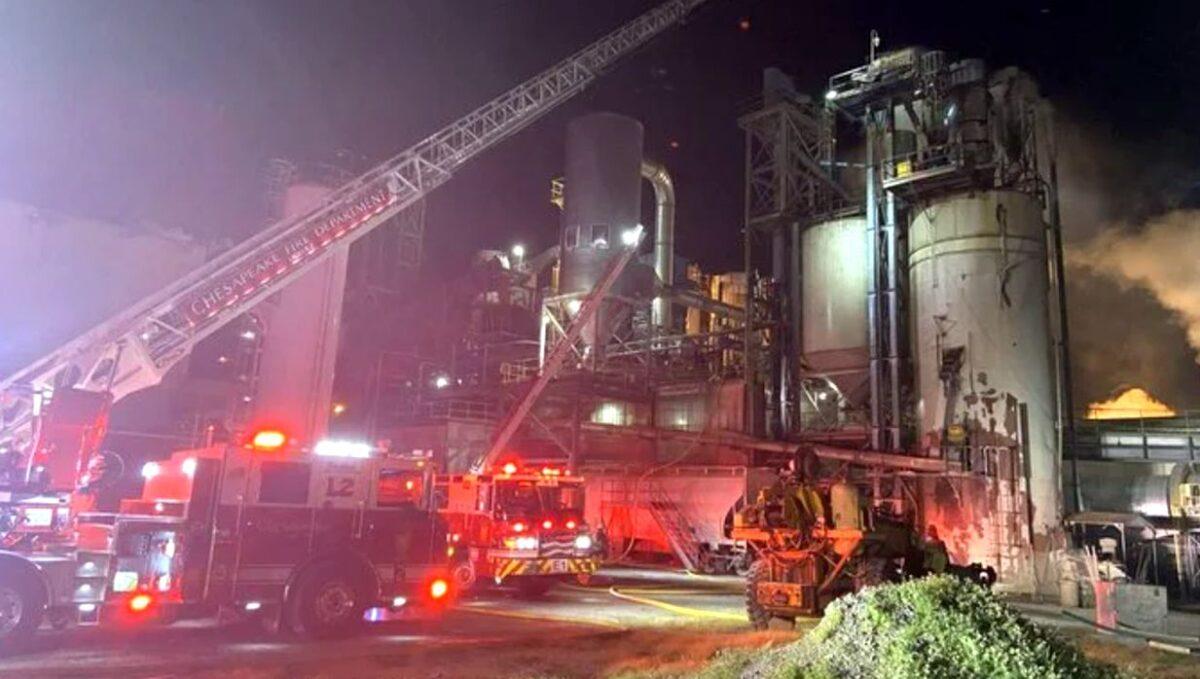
[0,0,709,650]
[7,430,453,641]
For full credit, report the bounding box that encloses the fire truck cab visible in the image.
[0,432,453,649]
[438,462,601,596]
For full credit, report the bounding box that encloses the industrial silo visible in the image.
[254,168,349,443]
[908,190,1060,559]
[559,113,645,349]
[560,113,644,295]
[799,215,870,425]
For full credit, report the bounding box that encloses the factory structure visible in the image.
[345,47,1071,591]
[297,46,1192,597]
[4,1,1199,609]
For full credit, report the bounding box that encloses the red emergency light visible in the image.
[429,578,449,600]
[248,429,288,451]
[128,593,154,614]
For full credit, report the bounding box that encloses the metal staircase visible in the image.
[644,480,702,572]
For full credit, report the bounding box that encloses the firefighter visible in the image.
[922,524,950,574]
[74,450,124,514]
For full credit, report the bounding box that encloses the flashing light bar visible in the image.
[503,536,539,550]
[314,439,372,459]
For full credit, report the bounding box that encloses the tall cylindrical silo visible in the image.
[800,215,870,405]
[254,181,349,443]
[909,190,1059,589]
[560,113,644,295]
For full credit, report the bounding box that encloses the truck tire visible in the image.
[0,571,43,653]
[451,560,476,594]
[287,563,367,639]
[745,559,772,631]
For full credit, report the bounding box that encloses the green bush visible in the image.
[742,576,1123,679]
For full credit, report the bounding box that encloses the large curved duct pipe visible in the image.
[641,159,675,331]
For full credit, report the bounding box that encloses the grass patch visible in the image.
[671,576,1128,679]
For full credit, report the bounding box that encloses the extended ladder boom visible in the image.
[0,0,708,446]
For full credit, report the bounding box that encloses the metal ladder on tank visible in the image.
[644,481,702,572]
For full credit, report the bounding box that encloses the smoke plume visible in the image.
[1052,115,1200,410]
[1067,211,1200,365]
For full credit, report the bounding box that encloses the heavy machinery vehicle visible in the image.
[0,428,452,648]
[438,461,600,596]
[0,0,708,650]
[731,462,996,629]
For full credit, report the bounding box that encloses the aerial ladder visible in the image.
[0,0,710,467]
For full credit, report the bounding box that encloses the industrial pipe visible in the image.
[576,421,960,473]
[641,159,675,332]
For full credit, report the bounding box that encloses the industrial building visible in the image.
[2,0,1196,619]
[247,46,1191,601]
[237,46,1067,591]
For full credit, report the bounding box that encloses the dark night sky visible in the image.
[1,0,1199,403]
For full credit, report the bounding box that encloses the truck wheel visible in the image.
[0,571,43,652]
[288,563,366,639]
[451,560,476,594]
[514,578,554,598]
[745,559,772,631]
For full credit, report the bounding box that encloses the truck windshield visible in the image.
[495,481,581,518]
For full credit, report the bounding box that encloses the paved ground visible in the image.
[0,567,759,679]
[3,567,1199,678]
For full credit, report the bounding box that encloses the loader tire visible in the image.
[745,558,773,631]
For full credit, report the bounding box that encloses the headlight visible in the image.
[503,536,539,550]
[574,535,593,551]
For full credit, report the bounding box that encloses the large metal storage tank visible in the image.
[559,112,644,295]
[908,190,1060,561]
[800,215,869,402]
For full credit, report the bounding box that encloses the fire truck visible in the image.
[0,0,708,650]
[438,461,600,596]
[0,427,453,650]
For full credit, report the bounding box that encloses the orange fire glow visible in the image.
[1086,387,1176,420]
